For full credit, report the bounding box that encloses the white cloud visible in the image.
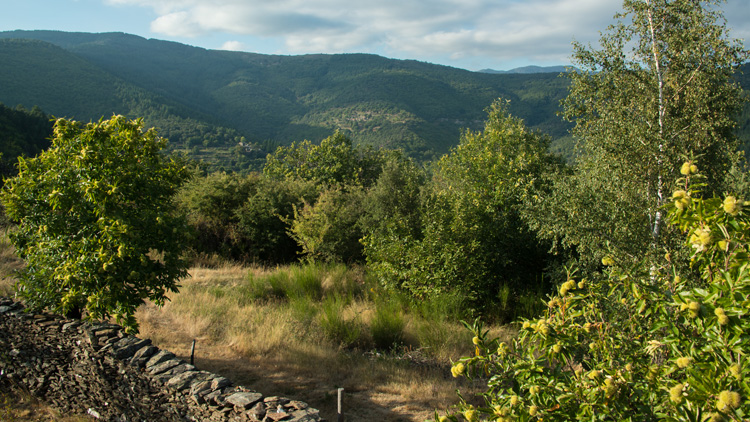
[151,11,203,37]
[219,40,246,51]
[104,0,747,68]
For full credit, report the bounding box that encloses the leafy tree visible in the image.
[366,100,561,319]
[176,171,318,264]
[288,187,367,263]
[0,116,190,332]
[175,171,256,260]
[236,176,318,263]
[445,168,750,421]
[527,0,749,267]
[264,130,393,264]
[263,130,385,188]
[361,151,426,241]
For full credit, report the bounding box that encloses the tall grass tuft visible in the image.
[407,292,472,361]
[267,269,292,298]
[321,263,365,298]
[288,295,318,329]
[370,297,405,351]
[288,264,323,300]
[241,264,326,301]
[319,293,363,348]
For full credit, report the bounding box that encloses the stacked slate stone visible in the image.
[0,297,323,422]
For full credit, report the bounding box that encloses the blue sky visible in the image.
[2,0,748,71]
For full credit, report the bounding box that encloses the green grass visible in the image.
[319,292,364,349]
[370,297,405,351]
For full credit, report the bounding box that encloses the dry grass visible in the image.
[0,227,23,297]
[0,388,90,422]
[0,231,516,421]
[136,263,516,421]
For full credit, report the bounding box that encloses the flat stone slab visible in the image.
[112,336,152,360]
[211,376,231,390]
[165,370,202,391]
[145,350,175,368]
[148,358,182,375]
[225,392,263,410]
[129,345,158,367]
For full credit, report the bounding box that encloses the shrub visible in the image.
[443,169,750,421]
[0,116,189,333]
[364,100,559,320]
[288,187,367,264]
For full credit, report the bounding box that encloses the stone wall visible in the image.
[0,297,324,422]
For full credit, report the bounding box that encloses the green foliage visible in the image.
[0,103,52,164]
[265,131,394,264]
[365,100,561,320]
[528,0,749,267]
[445,168,750,421]
[361,152,426,240]
[176,171,317,264]
[288,187,367,264]
[264,131,385,188]
[236,176,318,263]
[0,116,190,332]
[175,171,256,260]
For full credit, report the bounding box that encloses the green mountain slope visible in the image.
[1,30,746,169]
[0,103,53,181]
[0,38,123,120]
[0,30,574,165]
[0,36,254,168]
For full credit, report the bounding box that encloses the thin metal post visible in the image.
[190,339,196,366]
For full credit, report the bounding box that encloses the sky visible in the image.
[1,0,748,72]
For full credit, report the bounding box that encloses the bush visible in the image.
[444,169,750,421]
[0,116,189,332]
[364,100,559,320]
[178,172,317,264]
[175,171,255,261]
[288,187,367,264]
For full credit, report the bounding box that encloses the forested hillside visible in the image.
[0,103,52,181]
[0,30,573,167]
[1,30,748,170]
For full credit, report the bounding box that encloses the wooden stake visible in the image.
[190,339,196,366]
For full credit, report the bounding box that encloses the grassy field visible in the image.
[0,228,514,421]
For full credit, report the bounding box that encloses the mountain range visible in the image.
[0,30,747,171]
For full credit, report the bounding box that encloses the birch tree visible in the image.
[529,0,748,266]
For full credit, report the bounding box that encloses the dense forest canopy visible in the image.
[0,30,576,168]
[0,103,52,181]
[2,31,747,171]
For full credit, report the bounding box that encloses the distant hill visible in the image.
[0,30,746,170]
[479,65,571,74]
[0,103,53,181]
[0,30,577,169]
